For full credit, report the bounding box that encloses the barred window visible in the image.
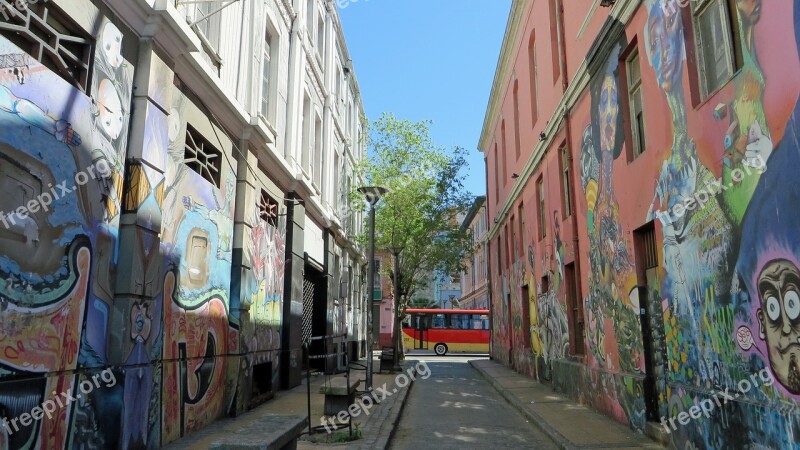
[259,189,279,228]
[0,1,93,91]
[184,125,222,187]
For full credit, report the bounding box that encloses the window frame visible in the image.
[626,48,646,158]
[560,144,572,218]
[690,0,742,99]
[537,176,546,240]
[260,28,274,119]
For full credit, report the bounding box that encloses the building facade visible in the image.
[0,0,366,448]
[459,196,489,310]
[481,0,800,447]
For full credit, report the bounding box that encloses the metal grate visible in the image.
[259,189,279,228]
[640,225,659,269]
[184,124,222,187]
[0,0,93,91]
[302,278,314,346]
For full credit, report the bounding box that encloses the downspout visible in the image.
[556,0,585,356]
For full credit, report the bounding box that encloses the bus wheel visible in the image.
[434,343,448,356]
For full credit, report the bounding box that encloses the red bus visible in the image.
[402,309,490,355]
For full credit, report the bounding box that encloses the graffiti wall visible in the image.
[0,9,132,449]
[488,0,800,446]
[0,4,288,449]
[571,0,800,447]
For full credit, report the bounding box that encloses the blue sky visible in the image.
[338,0,512,196]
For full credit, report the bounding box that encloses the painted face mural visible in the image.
[645,2,684,92]
[101,22,124,69]
[599,76,619,154]
[738,0,763,26]
[98,78,124,140]
[757,260,800,393]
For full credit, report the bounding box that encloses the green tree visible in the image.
[353,113,475,320]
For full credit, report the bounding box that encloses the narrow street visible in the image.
[389,354,558,450]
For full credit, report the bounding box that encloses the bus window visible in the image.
[432,314,446,329]
[451,314,469,329]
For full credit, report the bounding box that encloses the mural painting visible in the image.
[159,90,238,444]
[580,40,644,378]
[241,202,286,380]
[0,14,132,449]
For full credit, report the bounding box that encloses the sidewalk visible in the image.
[163,357,415,450]
[470,359,664,450]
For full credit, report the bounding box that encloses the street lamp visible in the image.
[389,245,405,372]
[359,186,387,390]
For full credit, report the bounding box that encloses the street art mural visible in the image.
[158,90,238,445]
[581,41,644,377]
[240,202,285,379]
[637,0,800,447]
[0,13,132,449]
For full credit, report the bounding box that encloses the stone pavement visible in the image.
[470,359,664,450]
[162,356,415,450]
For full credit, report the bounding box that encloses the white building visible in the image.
[0,0,366,447]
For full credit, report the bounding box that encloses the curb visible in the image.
[469,360,578,450]
[355,362,416,450]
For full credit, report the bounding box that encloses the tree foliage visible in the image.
[352,113,475,309]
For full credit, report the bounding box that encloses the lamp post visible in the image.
[389,245,405,372]
[358,186,387,390]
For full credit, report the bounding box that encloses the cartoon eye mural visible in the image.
[101,22,124,68]
[98,78,123,140]
[786,291,800,321]
[766,296,781,321]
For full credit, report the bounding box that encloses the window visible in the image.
[261,30,273,118]
[504,225,511,270]
[528,32,538,127]
[537,176,546,239]
[626,49,646,157]
[191,0,222,71]
[0,2,93,91]
[316,14,325,58]
[513,80,521,159]
[691,0,742,97]
[548,0,561,83]
[259,190,279,228]
[184,125,222,187]
[517,203,525,254]
[494,143,500,204]
[510,215,517,262]
[306,0,314,37]
[313,114,322,187]
[501,120,508,181]
[301,95,311,172]
[560,145,572,217]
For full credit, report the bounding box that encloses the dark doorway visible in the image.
[521,285,531,348]
[565,263,584,356]
[634,223,663,422]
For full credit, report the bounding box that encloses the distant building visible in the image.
[459,196,488,309]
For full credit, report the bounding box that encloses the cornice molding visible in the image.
[477,0,527,153]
